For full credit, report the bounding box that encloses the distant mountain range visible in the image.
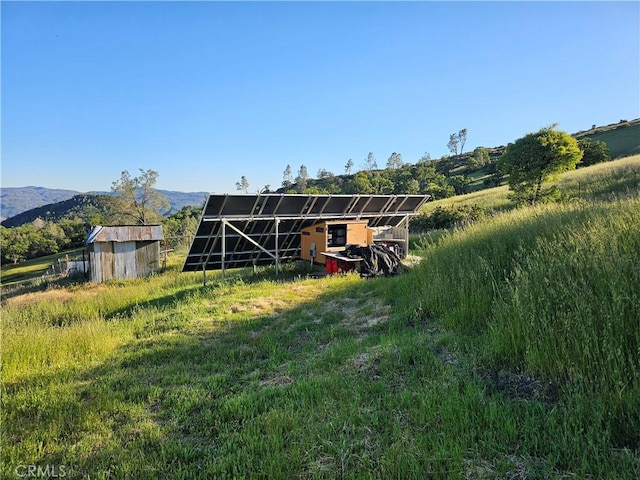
[0,187,208,225]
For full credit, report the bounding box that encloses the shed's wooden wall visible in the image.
[135,241,162,277]
[89,240,162,283]
[89,242,114,283]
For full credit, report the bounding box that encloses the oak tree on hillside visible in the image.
[577,138,611,167]
[499,125,583,205]
[111,169,169,225]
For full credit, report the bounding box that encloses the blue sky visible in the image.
[2,1,639,194]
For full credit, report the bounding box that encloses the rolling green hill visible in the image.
[574,118,640,158]
[2,156,638,477]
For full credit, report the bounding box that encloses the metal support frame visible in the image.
[186,194,431,276]
[275,218,280,275]
[211,218,282,284]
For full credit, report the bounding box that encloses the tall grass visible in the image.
[1,265,204,381]
[2,160,639,478]
[557,155,640,200]
[396,196,640,452]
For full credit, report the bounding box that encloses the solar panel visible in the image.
[182,194,430,273]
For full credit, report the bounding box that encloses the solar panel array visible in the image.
[182,194,430,272]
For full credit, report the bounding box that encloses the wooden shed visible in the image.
[86,225,165,283]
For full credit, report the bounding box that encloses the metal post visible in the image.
[221,220,226,280]
[404,215,410,258]
[275,218,280,276]
[202,265,207,287]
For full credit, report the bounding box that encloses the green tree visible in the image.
[499,125,583,205]
[345,159,354,175]
[386,152,404,169]
[447,133,459,155]
[295,165,309,193]
[59,219,87,248]
[458,128,468,154]
[162,205,201,252]
[348,172,374,194]
[111,169,169,225]
[471,147,490,168]
[447,129,468,155]
[371,172,394,194]
[449,175,472,195]
[235,175,250,193]
[282,164,293,190]
[577,138,611,167]
[483,162,503,188]
[417,152,432,164]
[0,226,29,264]
[435,155,455,176]
[364,152,377,171]
[317,168,334,180]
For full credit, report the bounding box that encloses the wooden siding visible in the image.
[300,220,369,265]
[135,241,161,277]
[89,242,114,283]
[88,240,162,283]
[114,242,137,279]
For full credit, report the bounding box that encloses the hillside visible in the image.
[1,189,208,227]
[0,194,122,228]
[0,186,80,221]
[2,158,638,477]
[276,118,639,196]
[574,118,640,158]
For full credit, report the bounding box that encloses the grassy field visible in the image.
[2,159,639,478]
[1,248,87,287]
[575,119,640,159]
[419,155,640,216]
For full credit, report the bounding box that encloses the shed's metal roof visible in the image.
[87,225,165,243]
[182,194,429,272]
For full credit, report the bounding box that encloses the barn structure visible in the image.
[86,225,165,283]
[182,194,430,281]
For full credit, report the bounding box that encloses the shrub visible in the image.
[410,204,485,232]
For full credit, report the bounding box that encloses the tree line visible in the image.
[1,131,611,265]
[238,146,503,199]
[236,131,609,204]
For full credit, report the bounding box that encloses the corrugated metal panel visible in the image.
[89,242,114,283]
[88,237,163,283]
[114,242,137,279]
[136,241,161,277]
[87,225,164,243]
[89,244,101,283]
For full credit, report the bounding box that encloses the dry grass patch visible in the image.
[259,374,295,387]
[339,296,390,332]
[2,283,109,307]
